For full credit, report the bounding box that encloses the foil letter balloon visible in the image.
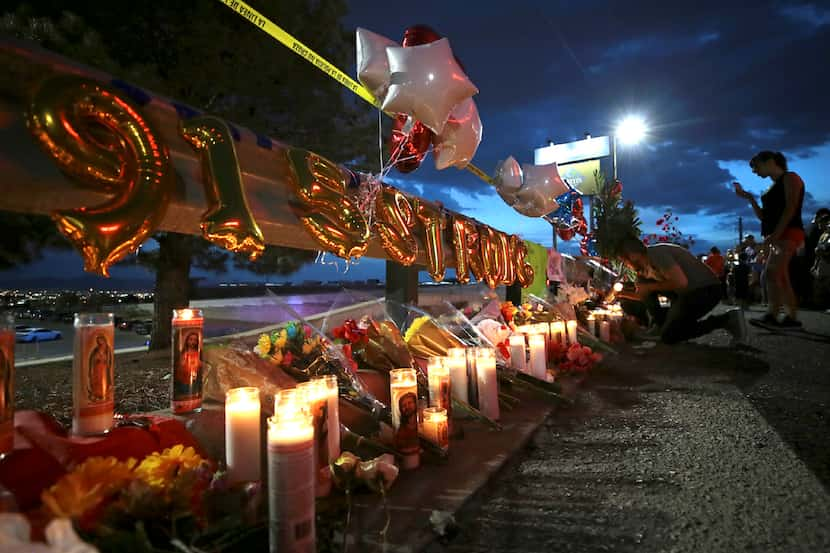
[465,219,486,284]
[450,216,471,284]
[432,98,482,170]
[513,237,535,287]
[512,162,569,218]
[180,116,265,260]
[415,199,447,282]
[286,148,369,259]
[26,76,173,276]
[493,157,523,205]
[478,225,501,289]
[356,27,398,101]
[497,231,515,285]
[374,187,418,265]
[382,38,479,135]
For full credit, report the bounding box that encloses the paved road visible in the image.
[13,322,151,363]
[426,306,830,553]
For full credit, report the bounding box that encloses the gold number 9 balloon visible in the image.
[374,187,418,265]
[26,76,173,277]
[180,116,265,260]
[285,148,369,259]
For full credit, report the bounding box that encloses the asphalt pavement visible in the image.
[426,305,830,553]
[13,321,151,363]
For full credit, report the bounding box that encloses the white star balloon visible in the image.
[356,27,398,101]
[511,162,569,218]
[432,98,482,170]
[493,156,523,204]
[382,38,478,134]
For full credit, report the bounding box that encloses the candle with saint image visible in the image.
[528,333,547,381]
[0,313,14,458]
[267,410,315,553]
[566,320,578,345]
[171,308,204,414]
[427,357,452,415]
[72,313,114,436]
[475,348,499,421]
[465,347,479,408]
[446,348,468,404]
[508,334,527,375]
[225,387,261,483]
[298,380,332,497]
[600,320,611,342]
[549,321,566,346]
[390,368,420,469]
[419,407,449,452]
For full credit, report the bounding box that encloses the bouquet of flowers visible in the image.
[36,446,264,552]
[548,341,603,374]
[554,283,590,307]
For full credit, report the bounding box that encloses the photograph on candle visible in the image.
[390,368,420,467]
[72,313,114,436]
[420,407,449,452]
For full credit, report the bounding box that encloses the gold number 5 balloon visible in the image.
[26,76,173,276]
[180,116,265,260]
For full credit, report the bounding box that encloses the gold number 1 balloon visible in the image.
[26,76,173,276]
[180,116,265,260]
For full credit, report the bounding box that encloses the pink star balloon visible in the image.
[432,98,482,170]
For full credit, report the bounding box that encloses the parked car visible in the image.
[16,328,62,342]
[133,320,154,335]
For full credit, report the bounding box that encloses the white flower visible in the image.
[0,515,98,553]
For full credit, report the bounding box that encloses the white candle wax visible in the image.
[600,320,611,342]
[465,348,479,408]
[508,334,527,375]
[446,348,468,404]
[587,315,597,337]
[267,414,315,553]
[225,387,261,483]
[566,320,579,345]
[427,357,451,412]
[319,375,340,465]
[475,348,500,421]
[528,334,547,381]
[298,380,332,497]
[419,407,448,452]
[549,321,566,346]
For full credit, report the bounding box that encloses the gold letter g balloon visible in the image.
[26,76,173,276]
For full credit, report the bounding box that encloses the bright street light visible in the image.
[612,115,648,179]
[616,115,648,145]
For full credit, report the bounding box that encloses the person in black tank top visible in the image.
[734,151,805,327]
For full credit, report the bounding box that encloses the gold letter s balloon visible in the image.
[26,76,172,276]
[415,199,447,282]
[180,116,265,260]
[514,236,535,287]
[374,187,418,265]
[285,148,369,259]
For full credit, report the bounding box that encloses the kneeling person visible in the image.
[617,238,746,345]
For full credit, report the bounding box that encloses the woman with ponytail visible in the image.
[734,151,805,327]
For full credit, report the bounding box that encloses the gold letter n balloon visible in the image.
[180,115,265,260]
[26,76,173,276]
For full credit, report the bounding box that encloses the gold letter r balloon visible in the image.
[26,76,173,276]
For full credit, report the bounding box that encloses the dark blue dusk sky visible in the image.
[2,0,829,287]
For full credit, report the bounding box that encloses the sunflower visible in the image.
[254,333,272,357]
[135,445,206,490]
[41,456,137,519]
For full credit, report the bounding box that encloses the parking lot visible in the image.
[13,321,151,363]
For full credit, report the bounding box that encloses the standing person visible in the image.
[616,238,746,345]
[734,151,805,327]
[803,208,830,307]
[546,247,566,298]
[704,246,726,299]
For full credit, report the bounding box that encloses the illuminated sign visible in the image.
[534,136,611,165]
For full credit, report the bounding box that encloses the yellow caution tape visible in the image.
[216,0,491,185]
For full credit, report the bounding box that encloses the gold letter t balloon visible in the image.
[26,76,173,277]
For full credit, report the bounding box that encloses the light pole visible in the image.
[613,115,648,180]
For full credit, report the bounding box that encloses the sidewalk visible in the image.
[425,307,830,552]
